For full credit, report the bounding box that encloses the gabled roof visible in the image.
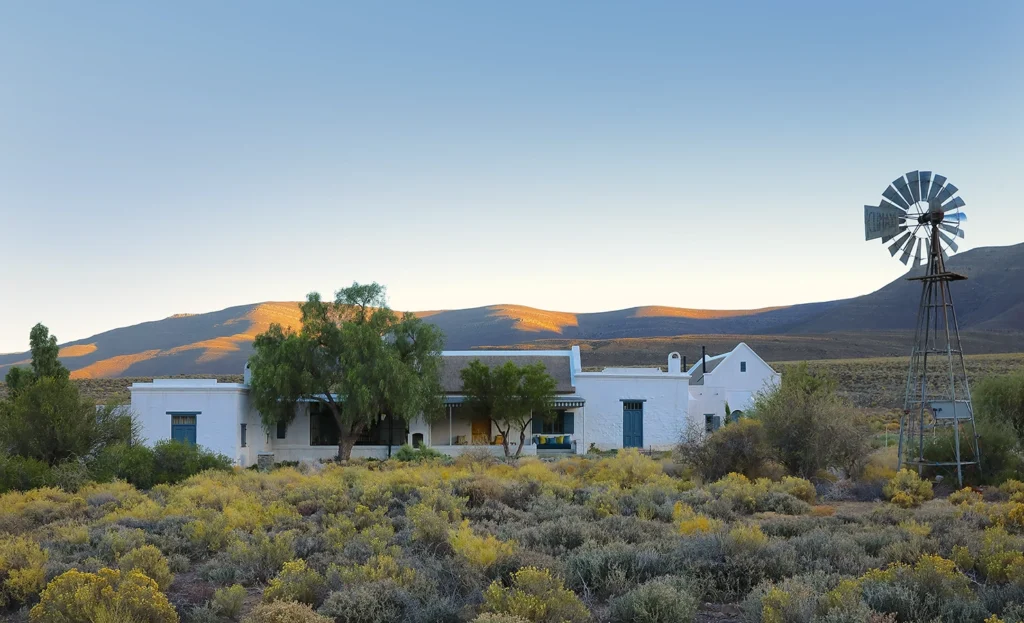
[439,352,575,394]
[687,353,727,385]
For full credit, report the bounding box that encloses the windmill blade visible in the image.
[941,196,966,212]
[934,183,958,205]
[939,223,965,238]
[865,203,907,240]
[939,230,960,253]
[883,186,911,210]
[906,171,922,202]
[944,211,967,222]
[892,176,916,207]
[898,235,915,264]
[919,171,933,202]
[927,174,947,201]
[888,231,913,256]
[913,237,923,265]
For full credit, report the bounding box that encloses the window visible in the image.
[740,361,747,372]
[541,410,566,434]
[241,423,247,448]
[276,421,287,440]
[170,414,197,444]
[310,402,340,446]
[622,401,644,411]
[705,414,721,433]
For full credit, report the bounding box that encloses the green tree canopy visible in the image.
[4,323,70,398]
[973,371,1024,443]
[0,324,134,465]
[459,360,557,457]
[247,282,445,461]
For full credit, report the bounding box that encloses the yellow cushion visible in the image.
[556,436,565,444]
[539,436,548,444]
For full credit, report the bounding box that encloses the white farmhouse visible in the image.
[687,342,781,432]
[130,344,779,465]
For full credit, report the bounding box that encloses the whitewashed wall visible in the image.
[130,380,248,464]
[574,370,693,452]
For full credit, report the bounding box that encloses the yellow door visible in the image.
[471,418,490,445]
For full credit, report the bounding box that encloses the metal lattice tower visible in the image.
[864,171,980,487]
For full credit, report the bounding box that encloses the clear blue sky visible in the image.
[1,1,1021,353]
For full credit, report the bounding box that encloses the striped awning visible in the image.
[444,395,584,409]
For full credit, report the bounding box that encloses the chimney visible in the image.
[682,356,687,372]
[668,352,681,374]
[702,346,706,373]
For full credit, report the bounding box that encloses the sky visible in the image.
[1,1,1022,353]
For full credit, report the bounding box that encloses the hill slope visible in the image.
[1,243,1022,378]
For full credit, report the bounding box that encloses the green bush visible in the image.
[52,459,92,493]
[317,580,417,623]
[393,444,444,462]
[212,584,247,619]
[608,576,699,623]
[244,601,332,623]
[752,363,873,478]
[974,371,1024,442]
[0,454,53,493]
[263,559,326,606]
[676,419,773,482]
[90,442,158,489]
[152,439,233,485]
[922,416,1023,485]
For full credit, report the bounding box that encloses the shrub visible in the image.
[0,534,48,608]
[30,568,178,623]
[481,566,589,623]
[673,502,722,535]
[118,544,174,591]
[973,371,1024,442]
[317,580,417,623]
[264,559,326,606]
[90,442,158,489]
[393,444,444,462]
[753,363,873,478]
[472,615,531,623]
[0,454,53,493]
[676,419,772,482]
[949,487,984,506]
[589,449,664,488]
[778,477,816,504]
[211,584,247,619]
[52,459,92,493]
[152,440,233,485]
[1000,479,1024,503]
[883,470,933,508]
[607,576,699,623]
[725,524,769,555]
[244,601,332,623]
[450,520,515,570]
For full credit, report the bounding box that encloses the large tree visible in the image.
[248,283,445,461]
[4,323,69,398]
[0,324,134,464]
[459,360,557,458]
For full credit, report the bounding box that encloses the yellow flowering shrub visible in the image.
[330,554,416,587]
[884,469,933,508]
[118,544,174,591]
[0,487,87,534]
[482,567,589,623]
[1000,479,1024,503]
[242,600,332,623]
[0,534,48,608]
[30,568,178,623]
[777,476,816,504]
[725,524,768,555]
[450,520,515,570]
[211,584,247,619]
[672,502,722,535]
[948,487,983,506]
[263,559,325,606]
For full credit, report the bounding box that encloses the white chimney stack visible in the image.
[668,352,681,375]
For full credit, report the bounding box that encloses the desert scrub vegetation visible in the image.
[2,452,1024,622]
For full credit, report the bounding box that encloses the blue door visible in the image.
[171,414,197,445]
[622,401,643,448]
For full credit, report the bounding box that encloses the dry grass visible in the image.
[58,343,97,358]
[632,305,789,319]
[489,305,579,334]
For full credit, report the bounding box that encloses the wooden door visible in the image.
[471,418,490,445]
[622,402,643,448]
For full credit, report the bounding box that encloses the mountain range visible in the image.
[2,243,1022,379]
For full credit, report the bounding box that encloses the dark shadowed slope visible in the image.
[1,244,1021,378]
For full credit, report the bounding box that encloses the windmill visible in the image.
[864,171,980,487]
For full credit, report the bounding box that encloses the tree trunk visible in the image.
[515,427,527,458]
[493,420,512,458]
[335,419,366,462]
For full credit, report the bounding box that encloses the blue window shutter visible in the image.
[563,412,574,434]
